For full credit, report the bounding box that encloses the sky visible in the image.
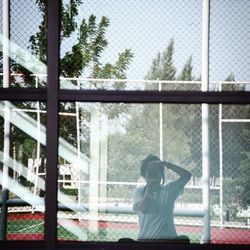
[78,0,250,82]
[2,0,250,83]
[79,0,202,80]
[209,0,250,82]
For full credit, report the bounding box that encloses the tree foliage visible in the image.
[26,0,134,82]
[108,39,250,214]
[108,40,197,182]
[178,56,195,81]
[6,1,133,178]
[146,39,176,81]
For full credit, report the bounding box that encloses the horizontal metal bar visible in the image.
[59,90,250,104]
[1,241,248,250]
[221,119,250,123]
[0,88,46,101]
[59,203,204,217]
[1,88,250,104]
[9,74,250,85]
[2,198,204,217]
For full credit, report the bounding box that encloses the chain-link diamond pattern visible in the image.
[56,101,250,243]
[1,0,249,245]
[0,103,46,240]
[210,0,250,82]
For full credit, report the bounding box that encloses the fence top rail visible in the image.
[1,73,250,86]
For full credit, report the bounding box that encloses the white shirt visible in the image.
[133,180,184,240]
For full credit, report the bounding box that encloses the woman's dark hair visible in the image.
[140,154,165,184]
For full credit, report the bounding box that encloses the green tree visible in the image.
[26,1,133,83]
[239,152,250,209]
[108,104,161,182]
[7,1,133,182]
[220,75,250,216]
[146,39,176,82]
[107,40,196,184]
[223,126,250,215]
[178,56,195,81]
[185,72,250,179]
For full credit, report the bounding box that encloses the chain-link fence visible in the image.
[210,0,250,82]
[0,99,46,240]
[1,0,250,245]
[1,91,250,243]
[56,98,249,243]
[1,0,47,240]
[1,0,46,89]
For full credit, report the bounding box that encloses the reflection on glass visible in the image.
[59,0,202,91]
[210,1,250,83]
[57,102,249,243]
[0,101,46,240]
[0,0,47,88]
[133,155,191,241]
[58,1,250,91]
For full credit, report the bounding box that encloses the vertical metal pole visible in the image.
[218,82,224,227]
[2,0,9,89]
[89,107,100,233]
[159,81,163,160]
[76,101,81,206]
[201,0,211,244]
[2,0,10,168]
[45,1,60,249]
[99,115,108,206]
[75,82,80,204]
[34,76,41,197]
[0,0,10,241]
[75,83,82,222]
[0,189,8,240]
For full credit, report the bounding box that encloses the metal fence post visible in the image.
[0,189,9,240]
[0,0,10,241]
[201,0,211,244]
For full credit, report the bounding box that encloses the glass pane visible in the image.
[0,0,47,88]
[57,102,250,244]
[210,0,250,90]
[59,0,202,91]
[0,101,46,240]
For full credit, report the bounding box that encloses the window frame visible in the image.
[0,1,250,250]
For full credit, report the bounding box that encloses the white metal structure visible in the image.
[1,0,249,241]
[2,0,10,192]
[201,0,210,243]
[218,81,250,228]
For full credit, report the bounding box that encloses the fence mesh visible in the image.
[8,0,46,88]
[56,101,249,243]
[0,101,46,240]
[210,0,250,82]
[0,0,250,245]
